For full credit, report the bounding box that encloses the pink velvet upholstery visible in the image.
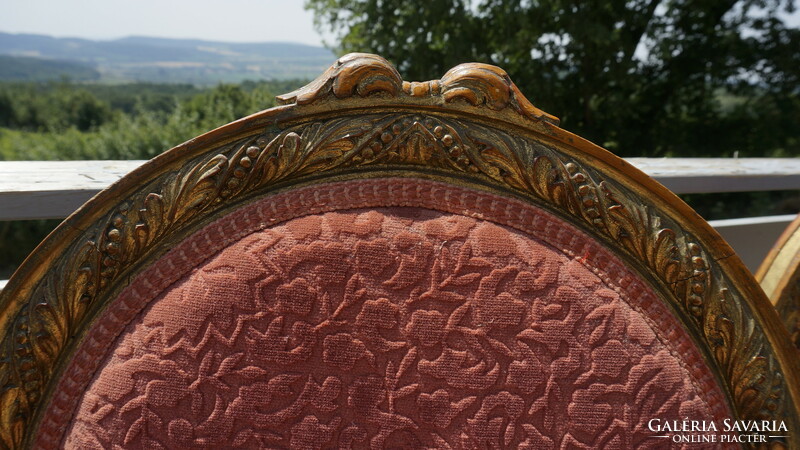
[39,179,730,449]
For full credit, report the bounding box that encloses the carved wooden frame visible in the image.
[756,214,800,351]
[1,53,798,448]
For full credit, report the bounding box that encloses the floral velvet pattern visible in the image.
[64,207,726,449]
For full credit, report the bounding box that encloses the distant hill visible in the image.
[0,55,100,81]
[0,32,336,84]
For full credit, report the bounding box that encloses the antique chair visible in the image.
[1,54,798,449]
[757,214,800,350]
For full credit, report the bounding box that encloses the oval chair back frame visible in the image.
[0,53,798,448]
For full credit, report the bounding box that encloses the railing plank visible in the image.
[1,158,799,292]
[2,158,800,221]
[625,158,800,194]
[0,160,145,220]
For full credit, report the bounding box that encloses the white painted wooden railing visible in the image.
[1,158,800,290]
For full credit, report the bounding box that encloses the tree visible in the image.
[305,0,799,157]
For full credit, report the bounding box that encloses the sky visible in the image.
[1,0,328,46]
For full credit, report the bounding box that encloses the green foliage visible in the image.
[0,219,61,279]
[82,83,201,115]
[0,82,113,132]
[680,190,800,221]
[0,80,301,160]
[306,0,800,157]
[0,78,307,277]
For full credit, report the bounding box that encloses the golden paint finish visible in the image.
[276,52,559,126]
[0,54,798,448]
[756,214,800,350]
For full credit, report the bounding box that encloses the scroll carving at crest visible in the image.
[0,62,795,447]
[277,53,560,126]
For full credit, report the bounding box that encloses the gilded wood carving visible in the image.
[0,53,798,448]
[756,215,800,351]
